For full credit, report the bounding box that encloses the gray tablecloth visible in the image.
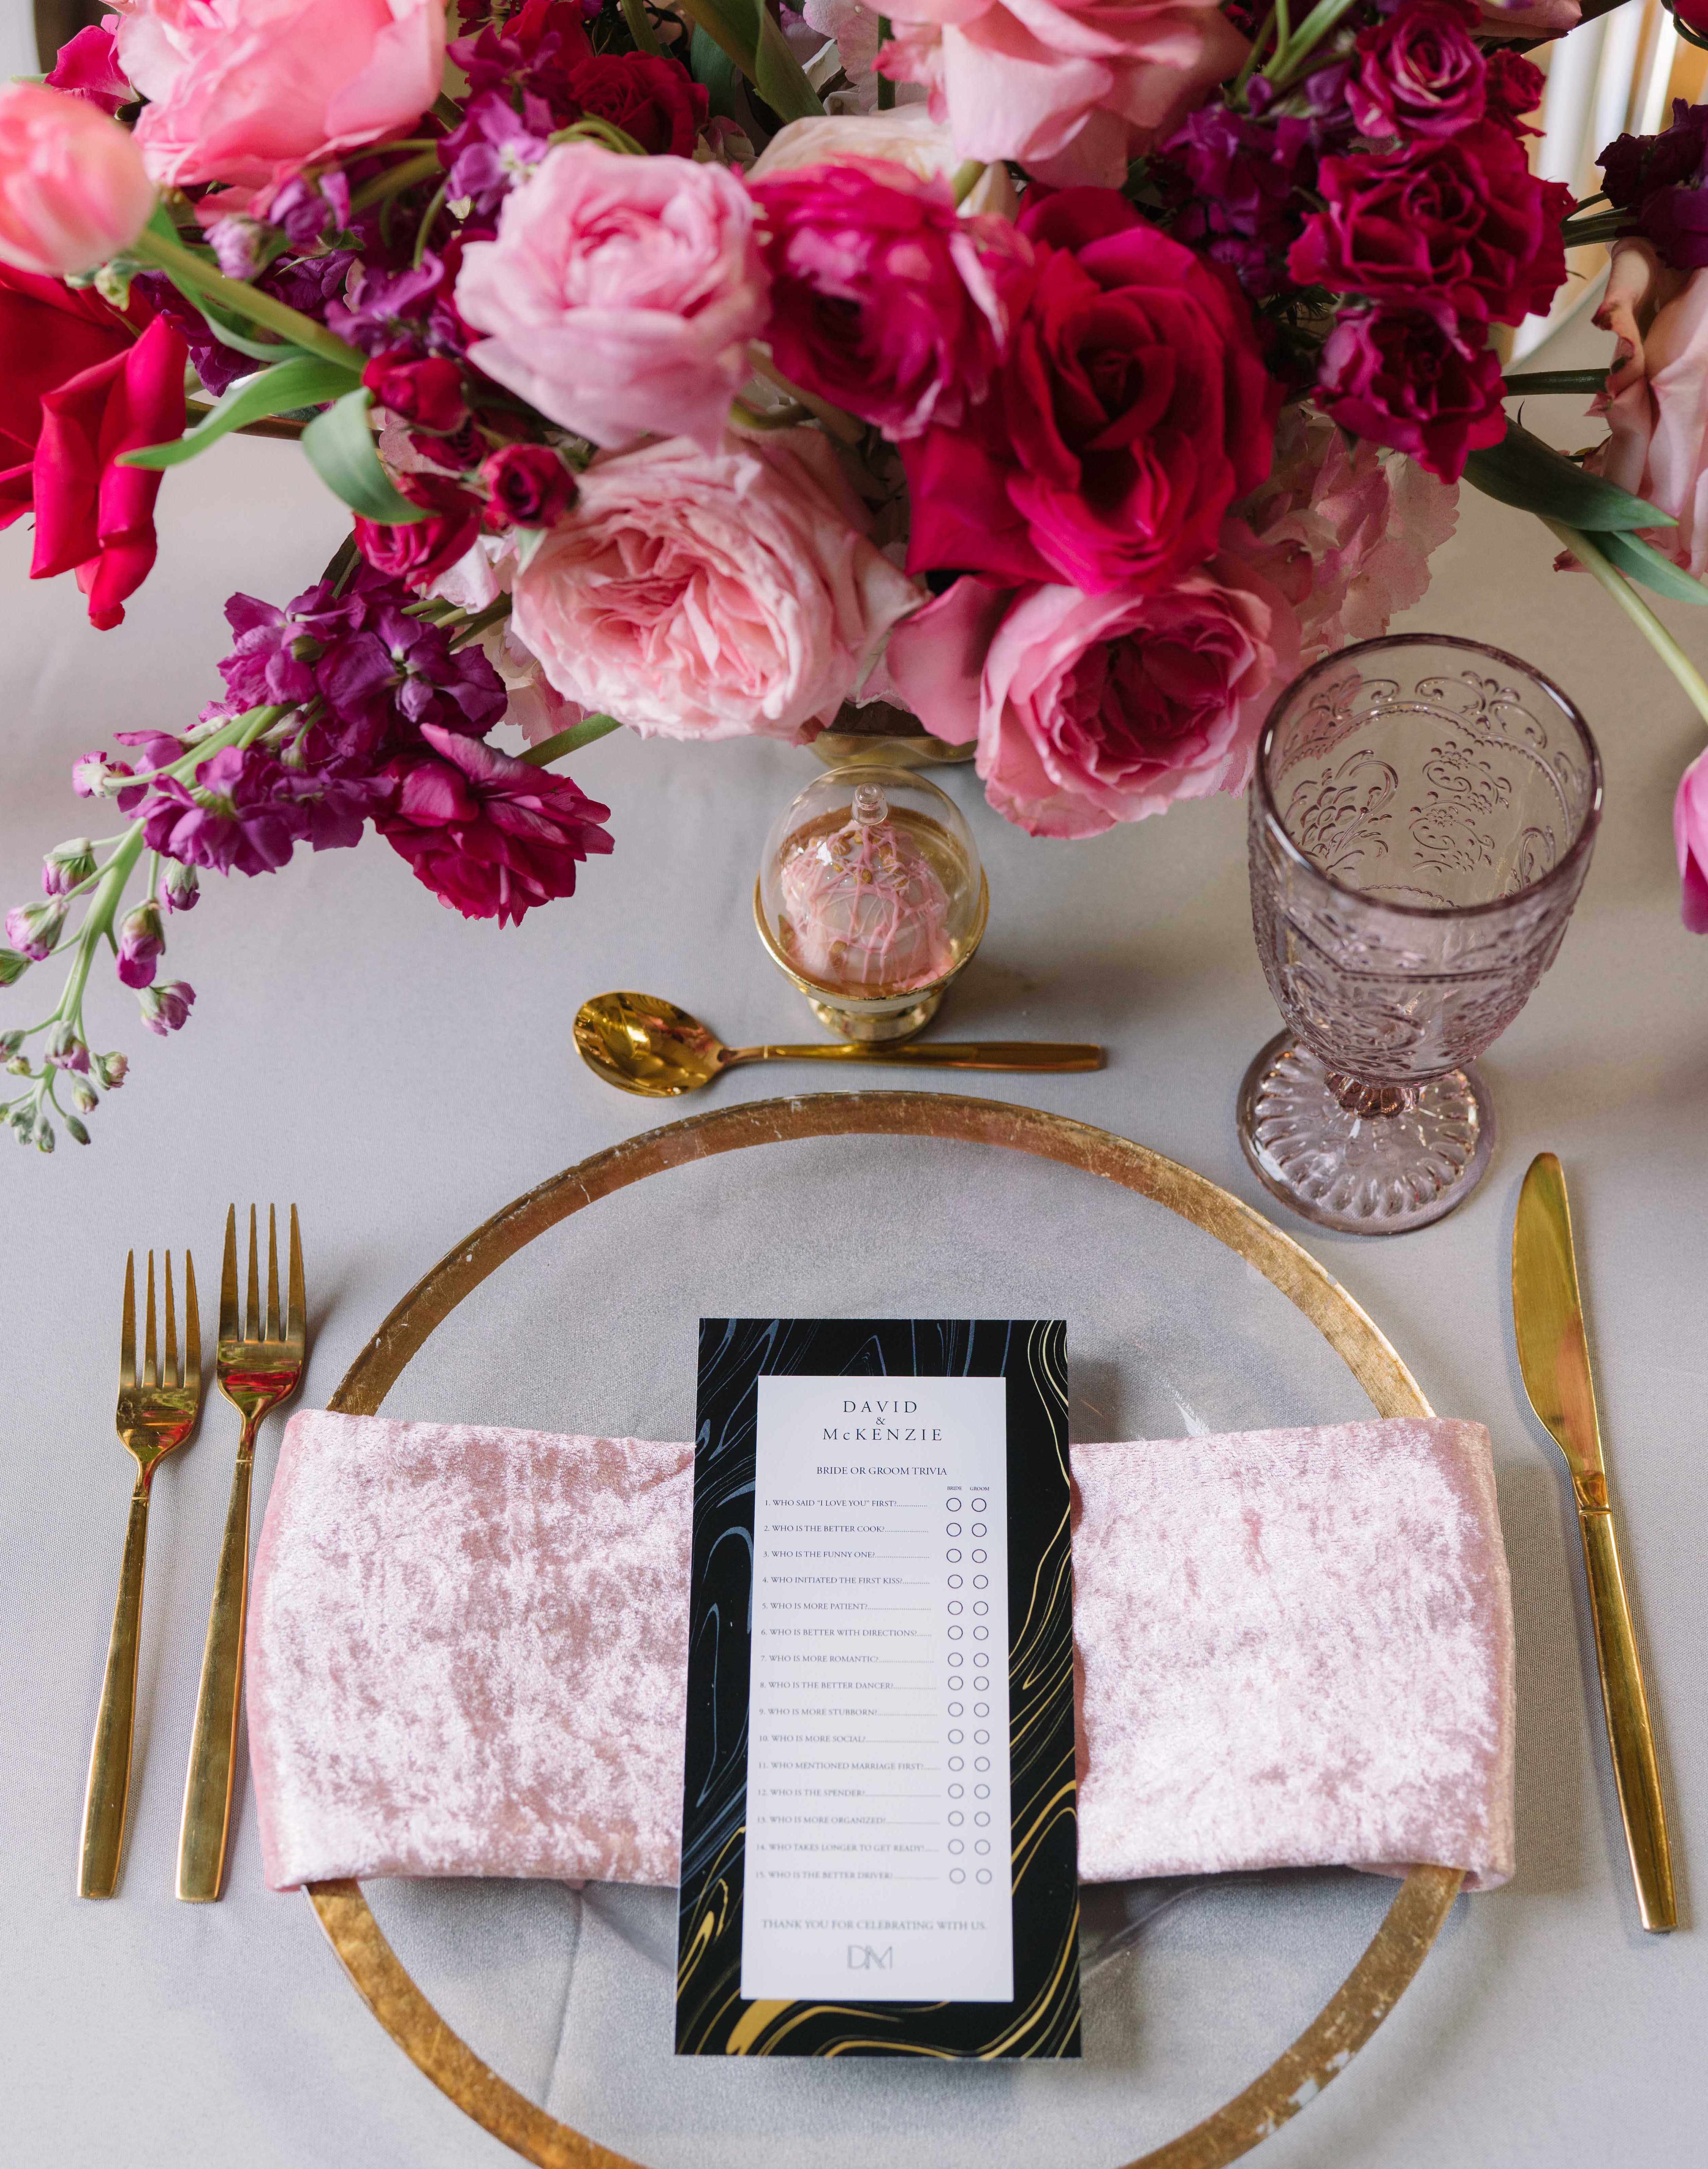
[1,250,1703,2162]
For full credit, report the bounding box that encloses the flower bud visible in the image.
[10,1104,34,1143]
[5,1055,30,1076]
[0,1029,22,1058]
[0,946,28,987]
[138,979,195,1036]
[96,1050,128,1089]
[65,1114,90,1145]
[0,83,155,278]
[71,1075,98,1113]
[115,899,164,989]
[4,899,67,961]
[48,1021,91,1072]
[35,1118,54,1154]
[42,838,96,895]
[158,860,200,913]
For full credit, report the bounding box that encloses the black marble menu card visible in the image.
[675,1318,1079,2058]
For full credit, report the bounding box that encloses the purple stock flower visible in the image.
[1156,108,1316,296]
[5,899,67,960]
[158,860,200,912]
[266,170,353,248]
[1601,100,1708,210]
[138,747,385,877]
[326,253,463,357]
[115,901,165,989]
[138,981,195,1037]
[439,90,550,213]
[48,1023,91,1073]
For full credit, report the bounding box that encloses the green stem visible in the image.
[1547,520,1708,730]
[519,715,622,766]
[1560,214,1632,247]
[950,161,986,207]
[1503,369,1610,395]
[620,0,662,53]
[130,230,364,372]
[348,150,444,214]
[1264,0,1362,90]
[548,117,648,156]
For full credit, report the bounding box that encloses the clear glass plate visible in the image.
[349,1126,1415,2168]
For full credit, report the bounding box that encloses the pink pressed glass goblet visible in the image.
[1238,635,1602,1235]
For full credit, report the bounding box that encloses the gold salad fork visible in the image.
[177,1205,304,1902]
[79,1250,202,1899]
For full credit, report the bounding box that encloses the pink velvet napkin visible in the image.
[246,1412,1515,1895]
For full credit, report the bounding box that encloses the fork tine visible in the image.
[163,1251,178,1386]
[245,1204,260,1344]
[184,1251,200,1395]
[266,1204,281,1343]
[119,1251,136,1390]
[287,1206,304,1353]
[144,1252,158,1392]
[219,1206,238,1347]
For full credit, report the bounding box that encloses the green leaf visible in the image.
[1464,422,1675,532]
[300,389,427,523]
[1580,527,1708,605]
[689,24,742,121]
[750,0,826,121]
[119,355,360,470]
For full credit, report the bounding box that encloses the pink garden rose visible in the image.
[456,144,769,456]
[511,429,922,744]
[116,0,445,191]
[1584,241,1708,579]
[0,83,155,277]
[876,0,1248,189]
[888,540,1299,836]
[1675,748,1708,934]
[1238,408,1459,663]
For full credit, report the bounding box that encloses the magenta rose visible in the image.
[1347,0,1486,143]
[362,352,468,434]
[1315,304,1506,483]
[377,724,613,926]
[455,143,769,455]
[355,475,483,591]
[749,158,1027,440]
[1289,123,1571,328]
[479,443,579,530]
[902,190,1276,595]
[961,543,1300,838]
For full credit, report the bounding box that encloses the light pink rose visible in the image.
[0,83,155,277]
[1239,407,1459,663]
[1585,240,1708,579]
[455,143,769,457]
[1676,748,1708,933]
[892,541,1299,836]
[511,429,924,744]
[876,0,1248,188]
[115,0,446,191]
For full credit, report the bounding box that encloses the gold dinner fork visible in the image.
[177,1205,305,1902]
[79,1250,202,1898]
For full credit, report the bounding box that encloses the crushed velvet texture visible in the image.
[247,1413,1514,1894]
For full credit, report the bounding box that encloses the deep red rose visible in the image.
[355,474,482,589]
[362,350,469,433]
[26,312,187,629]
[1315,305,1506,483]
[901,190,1276,595]
[0,266,142,527]
[479,442,579,529]
[377,723,613,924]
[1483,50,1547,140]
[1289,123,1571,328]
[750,158,1027,440]
[1347,0,1485,143]
[563,53,708,157]
[44,23,133,116]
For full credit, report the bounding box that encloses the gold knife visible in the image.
[1513,1152,1676,1932]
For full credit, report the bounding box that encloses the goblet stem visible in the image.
[1325,1073,1417,1120]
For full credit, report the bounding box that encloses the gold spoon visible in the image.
[575,991,1105,1098]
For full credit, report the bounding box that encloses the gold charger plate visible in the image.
[307,1092,1463,2169]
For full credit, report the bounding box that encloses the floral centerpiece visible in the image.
[1,0,1703,1152]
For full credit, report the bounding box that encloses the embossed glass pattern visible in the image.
[1238,637,1602,1235]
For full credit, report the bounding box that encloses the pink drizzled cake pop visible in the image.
[777,782,955,992]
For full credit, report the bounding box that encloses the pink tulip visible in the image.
[116,0,446,192]
[0,83,154,278]
[1675,749,1708,934]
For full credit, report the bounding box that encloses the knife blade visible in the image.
[1513,1153,1676,1932]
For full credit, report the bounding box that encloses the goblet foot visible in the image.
[1237,1032,1495,1236]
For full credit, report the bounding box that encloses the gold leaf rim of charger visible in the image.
[308,1091,1464,2169]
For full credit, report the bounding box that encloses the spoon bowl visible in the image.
[574,992,1105,1098]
